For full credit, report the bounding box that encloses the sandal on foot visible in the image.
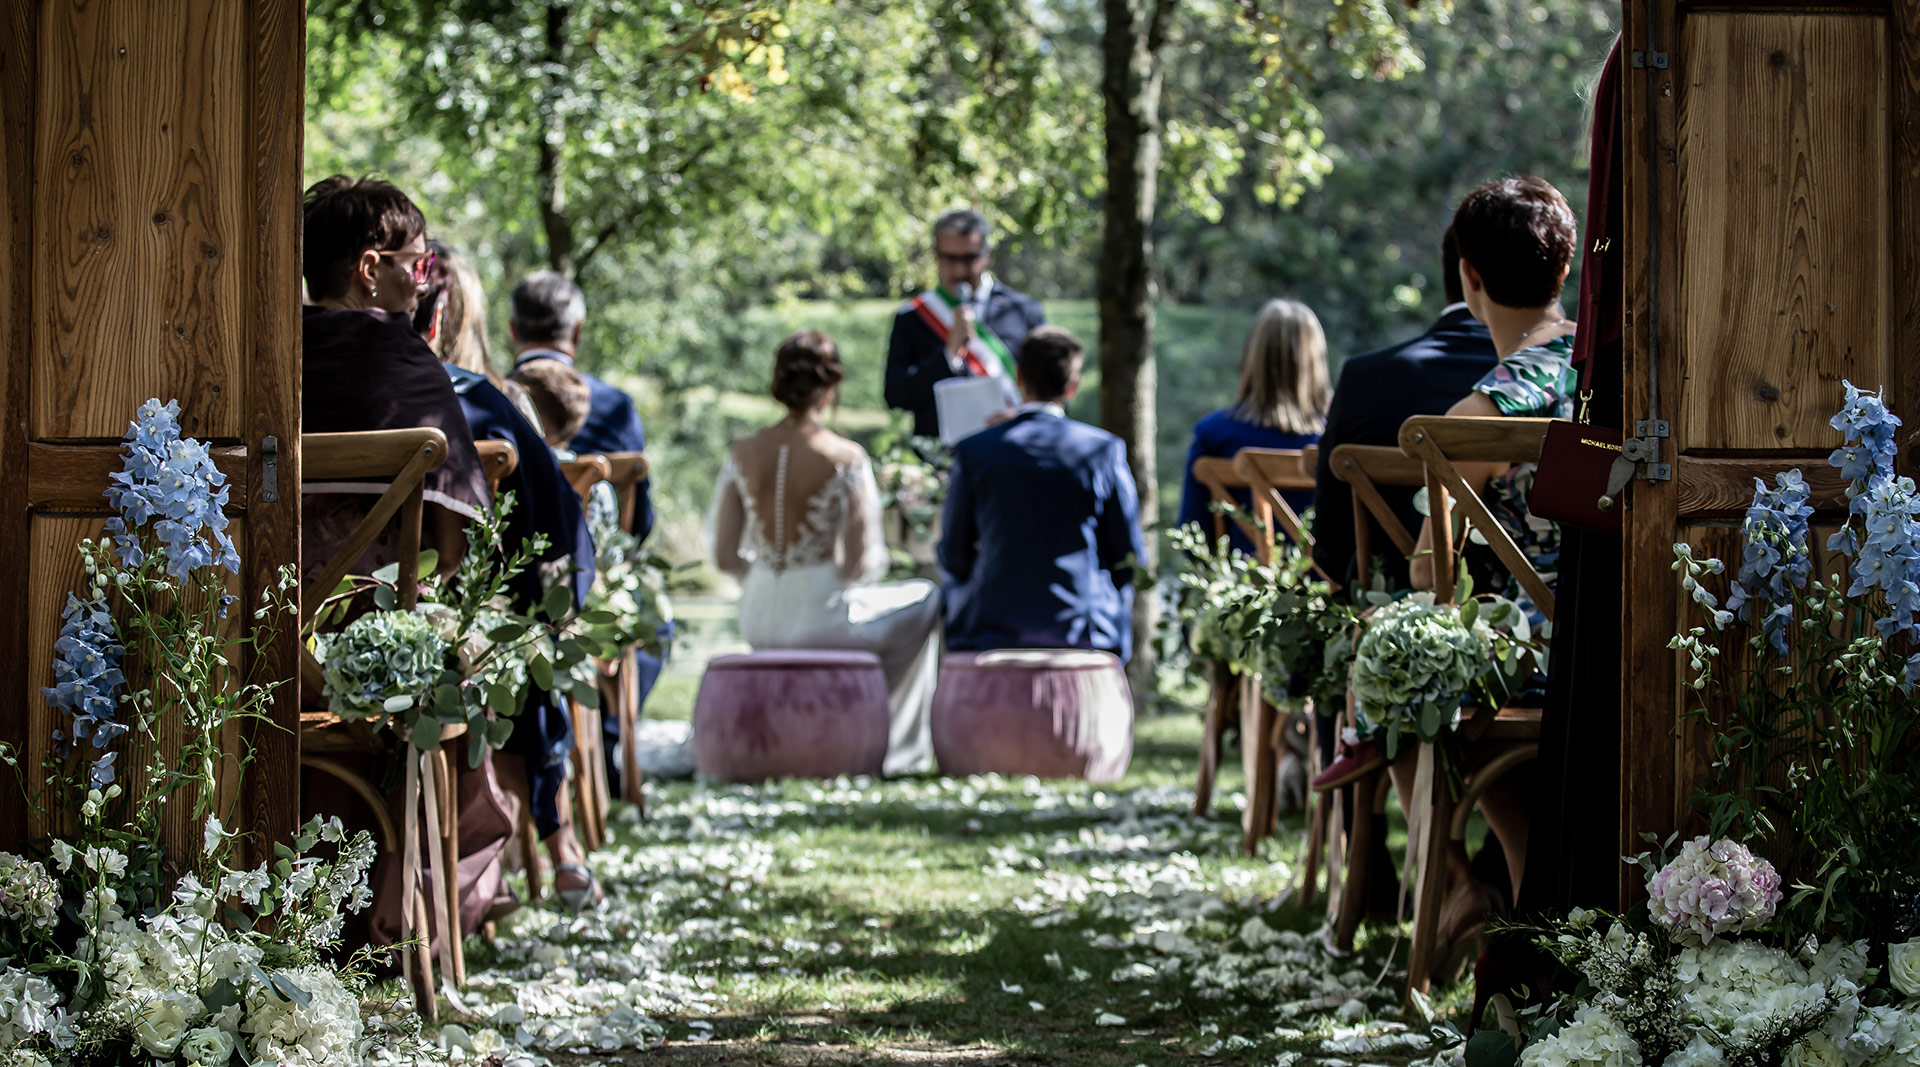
[555,862,601,913]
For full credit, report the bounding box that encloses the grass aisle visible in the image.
[453,712,1465,1067]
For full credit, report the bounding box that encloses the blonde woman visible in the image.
[416,240,545,433]
[1175,298,1332,555]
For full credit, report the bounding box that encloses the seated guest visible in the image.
[707,331,942,774]
[298,176,502,949]
[417,245,602,911]
[509,271,667,784]
[1328,177,1579,921]
[1408,177,1578,604]
[940,326,1145,660]
[417,239,545,433]
[1176,298,1330,556]
[1309,229,1498,586]
[300,176,491,570]
[509,272,654,543]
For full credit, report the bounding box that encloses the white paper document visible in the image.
[934,376,1010,444]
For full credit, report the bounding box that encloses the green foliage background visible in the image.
[305,0,1619,563]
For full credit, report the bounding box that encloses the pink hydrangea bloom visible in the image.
[1647,836,1783,944]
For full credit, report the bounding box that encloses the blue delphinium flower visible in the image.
[1829,380,1902,492]
[42,593,126,751]
[1726,471,1814,656]
[103,398,241,582]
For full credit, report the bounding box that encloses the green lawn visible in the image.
[442,637,1469,1066]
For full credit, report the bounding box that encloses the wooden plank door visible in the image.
[1619,0,1920,903]
[0,0,305,863]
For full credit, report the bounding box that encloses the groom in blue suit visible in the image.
[939,327,1145,660]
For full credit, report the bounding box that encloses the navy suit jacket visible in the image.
[1309,307,1497,584]
[513,349,655,545]
[939,411,1145,661]
[1176,410,1320,557]
[884,281,1047,437]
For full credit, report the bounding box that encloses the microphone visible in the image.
[953,282,975,307]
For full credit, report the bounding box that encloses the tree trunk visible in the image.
[537,1,576,276]
[1100,0,1167,706]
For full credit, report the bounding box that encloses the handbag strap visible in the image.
[1573,344,1597,426]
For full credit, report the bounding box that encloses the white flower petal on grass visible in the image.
[1095,1012,1127,1027]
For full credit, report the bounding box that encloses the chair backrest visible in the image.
[1329,444,1427,591]
[559,454,613,504]
[474,440,518,497]
[299,428,450,698]
[1188,454,1271,559]
[601,451,650,532]
[1232,448,1318,565]
[1398,415,1557,620]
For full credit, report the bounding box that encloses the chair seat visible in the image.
[692,650,890,782]
[931,649,1133,782]
[705,649,884,671]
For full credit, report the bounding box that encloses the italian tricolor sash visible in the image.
[909,286,1021,405]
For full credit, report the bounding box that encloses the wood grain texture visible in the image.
[32,0,248,441]
[1895,0,1920,476]
[239,0,305,867]
[1673,453,1850,519]
[26,441,249,510]
[1621,0,1685,908]
[0,0,40,849]
[1675,14,1890,451]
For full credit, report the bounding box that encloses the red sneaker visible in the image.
[1310,737,1385,792]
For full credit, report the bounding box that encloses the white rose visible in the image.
[1786,1033,1846,1067]
[1887,937,1920,998]
[133,993,201,1056]
[179,1025,235,1065]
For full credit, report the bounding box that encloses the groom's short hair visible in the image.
[1018,326,1083,402]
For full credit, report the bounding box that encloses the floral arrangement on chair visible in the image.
[1348,589,1536,758]
[578,481,675,661]
[1167,520,1355,713]
[311,493,632,763]
[0,400,382,1066]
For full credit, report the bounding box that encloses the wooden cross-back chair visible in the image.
[1225,447,1339,869]
[298,428,464,1018]
[1318,443,1429,949]
[597,451,653,815]
[474,439,518,497]
[554,455,615,852]
[1392,414,1556,995]
[1184,448,1322,862]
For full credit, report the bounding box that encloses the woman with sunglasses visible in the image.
[298,176,507,949]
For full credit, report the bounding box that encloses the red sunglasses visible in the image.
[378,248,439,285]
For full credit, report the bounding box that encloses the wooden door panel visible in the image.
[1676,14,1890,451]
[1,0,304,866]
[31,0,250,441]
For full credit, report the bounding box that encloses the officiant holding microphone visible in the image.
[884,209,1048,438]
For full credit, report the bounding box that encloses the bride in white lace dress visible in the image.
[707,331,941,774]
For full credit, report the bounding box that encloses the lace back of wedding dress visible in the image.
[709,441,883,579]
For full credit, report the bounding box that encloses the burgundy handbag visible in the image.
[1528,354,1630,533]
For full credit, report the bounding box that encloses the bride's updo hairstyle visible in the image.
[771,329,845,412]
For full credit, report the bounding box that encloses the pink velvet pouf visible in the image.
[931,650,1133,782]
[692,650,891,782]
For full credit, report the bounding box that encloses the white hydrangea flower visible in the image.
[1518,1005,1640,1067]
[242,965,365,1066]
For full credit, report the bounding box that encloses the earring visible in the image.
[368,283,378,299]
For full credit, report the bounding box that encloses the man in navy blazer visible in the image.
[509,271,655,544]
[885,209,1048,438]
[939,327,1145,660]
[1309,229,1499,586]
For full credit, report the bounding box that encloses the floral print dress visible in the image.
[1469,332,1577,616]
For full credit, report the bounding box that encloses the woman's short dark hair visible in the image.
[771,330,845,411]
[1018,326,1084,402]
[1450,176,1577,309]
[302,175,427,301]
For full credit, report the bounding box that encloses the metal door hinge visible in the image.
[1623,420,1672,482]
[260,436,279,503]
[1632,50,1669,70]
